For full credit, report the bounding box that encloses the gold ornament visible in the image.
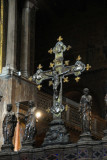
[66,45,72,51]
[63,77,69,83]
[46,108,50,113]
[75,77,80,83]
[76,55,81,61]
[49,62,54,68]
[37,85,42,90]
[86,64,91,71]
[28,76,32,81]
[65,60,70,66]
[37,64,43,69]
[57,36,63,42]
[48,48,53,54]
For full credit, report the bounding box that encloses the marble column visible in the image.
[20,0,37,77]
[6,0,17,71]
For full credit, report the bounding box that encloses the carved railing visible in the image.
[37,91,106,139]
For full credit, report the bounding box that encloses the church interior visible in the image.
[0,0,107,159]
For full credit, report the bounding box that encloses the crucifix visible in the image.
[33,36,91,120]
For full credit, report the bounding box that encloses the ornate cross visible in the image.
[33,36,91,119]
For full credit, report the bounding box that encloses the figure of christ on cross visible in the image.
[33,37,90,119]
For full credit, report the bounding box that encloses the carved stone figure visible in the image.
[3,104,17,145]
[23,101,37,142]
[79,88,92,133]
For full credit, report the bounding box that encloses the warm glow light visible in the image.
[35,112,41,119]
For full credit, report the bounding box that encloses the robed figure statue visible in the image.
[79,88,92,133]
[3,104,17,145]
[23,101,37,142]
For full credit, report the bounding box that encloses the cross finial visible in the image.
[37,64,43,69]
[75,77,80,83]
[48,48,53,54]
[28,76,32,81]
[49,62,54,68]
[46,107,50,113]
[76,55,82,61]
[63,77,69,83]
[57,36,63,42]
[33,37,91,118]
[86,64,91,71]
[37,85,42,90]
[66,45,72,51]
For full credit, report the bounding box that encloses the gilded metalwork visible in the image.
[37,85,42,90]
[86,64,91,71]
[0,0,3,73]
[46,107,50,113]
[37,64,43,69]
[77,55,81,61]
[28,76,33,81]
[63,77,69,83]
[33,37,91,118]
[49,62,54,68]
[66,45,72,51]
[57,36,63,42]
[75,77,80,83]
[48,48,53,54]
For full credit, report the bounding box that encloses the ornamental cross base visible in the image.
[42,119,69,146]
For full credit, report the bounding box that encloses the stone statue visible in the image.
[3,104,17,145]
[23,101,37,142]
[79,88,92,133]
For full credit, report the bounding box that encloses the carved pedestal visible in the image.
[77,132,93,159]
[1,144,14,152]
[21,140,35,150]
[102,130,107,159]
[42,119,69,146]
[102,130,107,141]
[78,132,92,143]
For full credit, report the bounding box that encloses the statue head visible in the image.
[7,104,12,112]
[28,100,35,108]
[83,88,89,95]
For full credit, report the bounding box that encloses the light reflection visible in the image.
[35,111,42,119]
